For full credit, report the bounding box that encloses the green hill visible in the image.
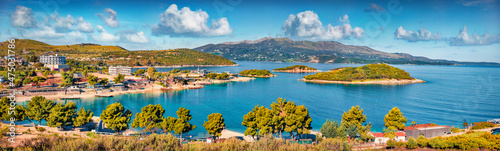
[303,64,414,82]
[239,69,275,77]
[0,39,235,66]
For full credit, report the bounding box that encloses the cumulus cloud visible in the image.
[94,25,120,42]
[151,4,232,37]
[281,11,364,40]
[98,8,119,28]
[118,30,149,43]
[394,26,443,42]
[364,3,386,12]
[77,17,93,33]
[50,11,76,32]
[9,5,37,28]
[449,24,500,46]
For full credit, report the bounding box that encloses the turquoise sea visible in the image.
[53,61,500,137]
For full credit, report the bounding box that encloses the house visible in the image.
[111,83,126,91]
[404,124,451,140]
[371,131,406,144]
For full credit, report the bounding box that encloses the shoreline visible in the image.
[299,78,426,85]
[133,64,238,68]
[239,74,277,78]
[273,69,320,73]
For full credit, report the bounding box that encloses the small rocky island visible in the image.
[300,64,425,85]
[239,69,277,78]
[273,65,320,73]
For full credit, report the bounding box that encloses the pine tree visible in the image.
[47,102,77,129]
[407,137,418,149]
[73,107,94,128]
[203,113,225,139]
[26,96,56,127]
[173,107,196,142]
[384,107,407,130]
[131,104,165,132]
[100,102,132,134]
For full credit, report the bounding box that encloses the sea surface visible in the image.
[50,61,500,137]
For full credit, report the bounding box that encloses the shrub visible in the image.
[417,135,428,148]
[406,137,417,149]
[386,140,396,149]
[471,122,495,130]
[37,127,46,132]
[317,138,351,151]
[450,127,461,133]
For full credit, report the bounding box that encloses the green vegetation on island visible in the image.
[303,64,414,82]
[273,65,318,73]
[239,69,275,77]
[1,39,236,67]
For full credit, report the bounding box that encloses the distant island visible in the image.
[273,65,319,73]
[239,69,276,78]
[300,64,425,85]
[1,39,236,67]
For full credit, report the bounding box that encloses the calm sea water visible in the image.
[51,61,500,137]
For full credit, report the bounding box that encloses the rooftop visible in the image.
[405,123,451,131]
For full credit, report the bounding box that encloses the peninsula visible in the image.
[273,65,319,73]
[300,64,425,85]
[239,69,276,78]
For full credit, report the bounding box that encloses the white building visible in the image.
[371,131,406,144]
[41,54,69,70]
[109,66,132,75]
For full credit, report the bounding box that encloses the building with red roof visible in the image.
[404,123,451,140]
[370,131,406,144]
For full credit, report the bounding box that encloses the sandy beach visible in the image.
[299,78,426,85]
[273,69,320,73]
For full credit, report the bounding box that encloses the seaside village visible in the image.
[0,53,254,101]
[1,53,499,150]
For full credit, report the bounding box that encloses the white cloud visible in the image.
[50,11,76,32]
[122,31,148,43]
[22,25,65,39]
[394,26,442,42]
[9,5,37,28]
[94,25,120,42]
[449,24,500,46]
[77,17,94,33]
[98,8,119,28]
[151,4,232,37]
[281,11,364,40]
[364,3,386,12]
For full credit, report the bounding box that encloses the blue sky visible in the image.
[0,0,499,62]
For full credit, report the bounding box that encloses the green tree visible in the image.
[407,137,418,149]
[131,104,165,133]
[87,75,98,88]
[387,139,396,149]
[341,105,372,141]
[411,121,417,126]
[100,102,132,134]
[206,73,218,79]
[283,101,312,140]
[216,73,229,80]
[26,96,56,127]
[203,113,225,139]
[32,76,46,85]
[320,120,346,139]
[384,107,407,130]
[73,107,94,128]
[133,69,146,76]
[147,67,156,79]
[43,70,50,78]
[173,107,196,142]
[341,105,366,129]
[0,97,10,122]
[242,105,273,139]
[114,74,125,83]
[83,70,88,77]
[346,124,358,139]
[46,102,77,129]
[270,98,287,138]
[383,126,397,139]
[417,135,428,148]
[60,71,75,87]
[23,77,32,85]
[99,78,109,86]
[160,116,177,134]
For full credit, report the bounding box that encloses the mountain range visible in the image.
[194,37,498,65]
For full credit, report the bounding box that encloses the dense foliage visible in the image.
[273,65,317,71]
[239,69,274,77]
[320,120,346,139]
[471,122,495,130]
[203,113,225,139]
[100,102,132,133]
[304,64,414,82]
[341,105,373,141]
[0,39,236,67]
[384,107,407,130]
